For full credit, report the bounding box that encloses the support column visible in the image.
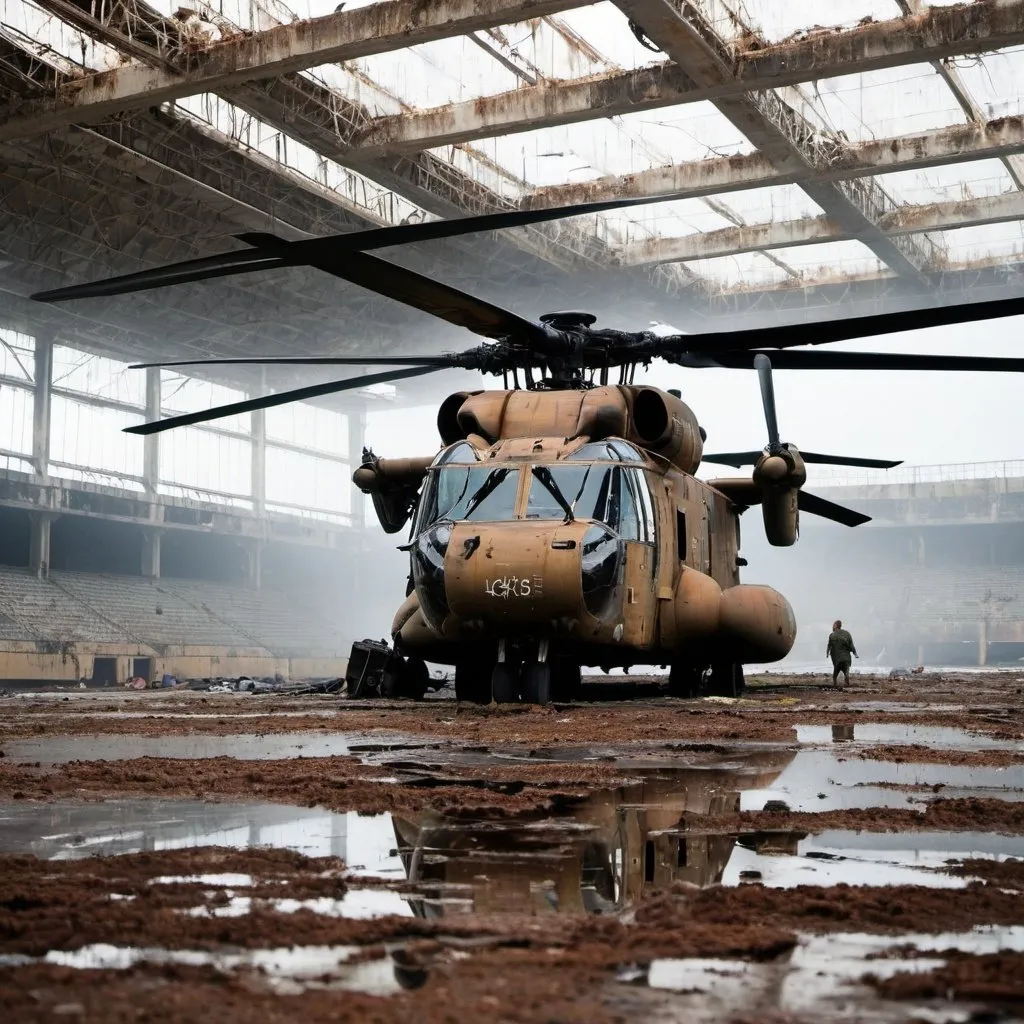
[245,540,263,590]
[141,528,161,578]
[348,404,367,530]
[143,367,160,498]
[29,512,52,578]
[251,407,266,518]
[978,620,989,667]
[31,333,53,479]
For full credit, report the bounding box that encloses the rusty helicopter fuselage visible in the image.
[354,383,801,702]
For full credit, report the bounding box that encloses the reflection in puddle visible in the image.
[3,737,1023,920]
[41,943,403,995]
[1,732,384,763]
[646,927,1024,1022]
[797,723,1022,750]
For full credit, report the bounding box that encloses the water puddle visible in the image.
[797,723,1022,750]
[643,927,1024,1023]
[21,943,407,995]
[1,731,418,763]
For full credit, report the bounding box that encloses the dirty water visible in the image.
[3,943,406,996]
[796,723,1022,750]
[1,731,418,763]
[639,927,1024,1023]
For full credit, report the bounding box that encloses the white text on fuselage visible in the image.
[485,576,543,599]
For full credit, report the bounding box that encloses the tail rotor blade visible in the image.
[122,365,439,436]
[798,490,871,528]
[700,451,764,468]
[797,451,902,469]
[753,353,780,449]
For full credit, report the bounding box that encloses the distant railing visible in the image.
[792,459,1024,490]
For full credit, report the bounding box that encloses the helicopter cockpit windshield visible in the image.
[416,439,655,542]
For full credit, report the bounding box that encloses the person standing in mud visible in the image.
[826,619,858,686]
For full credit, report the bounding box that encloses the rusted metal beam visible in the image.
[5,0,1024,148]
[332,0,1024,157]
[0,0,592,142]
[528,116,1024,209]
[618,190,1024,266]
[613,0,938,281]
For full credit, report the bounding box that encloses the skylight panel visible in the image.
[704,184,827,225]
[806,64,967,141]
[615,101,756,161]
[555,2,667,70]
[742,0,901,44]
[872,160,1017,205]
[763,239,886,279]
[686,251,793,290]
[932,222,1024,266]
[598,199,736,245]
[951,46,1024,121]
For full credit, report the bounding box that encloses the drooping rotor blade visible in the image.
[255,238,550,345]
[702,450,901,469]
[706,349,1024,373]
[753,353,780,449]
[122,365,439,436]
[797,491,871,528]
[797,451,902,469]
[129,354,460,370]
[30,251,288,303]
[31,192,690,304]
[676,293,1024,353]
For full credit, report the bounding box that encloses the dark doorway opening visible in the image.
[92,657,117,686]
[131,657,152,682]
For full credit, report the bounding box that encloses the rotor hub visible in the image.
[539,311,597,331]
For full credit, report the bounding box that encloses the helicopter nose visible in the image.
[437,519,618,629]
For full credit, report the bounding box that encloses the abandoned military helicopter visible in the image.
[32,195,1024,704]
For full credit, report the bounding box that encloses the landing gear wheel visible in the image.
[706,662,744,698]
[668,662,703,699]
[455,656,492,703]
[550,661,582,703]
[522,663,552,706]
[491,663,520,704]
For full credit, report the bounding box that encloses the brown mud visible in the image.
[2,673,1024,1022]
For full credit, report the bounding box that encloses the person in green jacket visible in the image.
[826,619,858,686]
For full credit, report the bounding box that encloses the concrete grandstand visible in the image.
[741,461,1024,668]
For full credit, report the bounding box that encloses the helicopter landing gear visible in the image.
[522,662,551,705]
[491,640,554,705]
[706,661,744,698]
[668,661,704,699]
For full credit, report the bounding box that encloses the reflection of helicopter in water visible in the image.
[34,196,1024,705]
[390,748,797,917]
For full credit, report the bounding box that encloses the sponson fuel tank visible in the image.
[662,568,796,664]
[438,386,704,474]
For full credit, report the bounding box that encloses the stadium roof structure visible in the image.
[2,0,1024,403]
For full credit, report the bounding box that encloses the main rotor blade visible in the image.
[710,349,1024,373]
[258,238,549,345]
[798,491,871,528]
[31,192,684,304]
[753,353,780,449]
[122,365,438,436]
[681,294,1024,353]
[129,354,459,370]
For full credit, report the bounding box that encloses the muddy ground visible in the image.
[1,670,1023,1022]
